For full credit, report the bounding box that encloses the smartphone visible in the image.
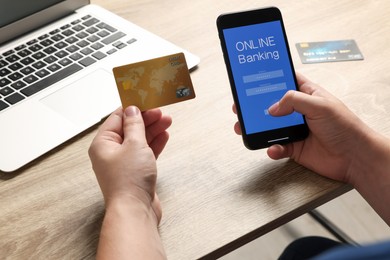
[217,7,309,150]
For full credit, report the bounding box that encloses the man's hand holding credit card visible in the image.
[113,52,195,111]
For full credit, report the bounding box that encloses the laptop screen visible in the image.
[0,0,89,44]
[0,0,64,27]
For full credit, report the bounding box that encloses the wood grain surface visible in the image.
[2,1,389,259]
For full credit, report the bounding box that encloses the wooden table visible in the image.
[2,0,390,259]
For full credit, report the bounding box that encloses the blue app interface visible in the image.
[223,21,304,135]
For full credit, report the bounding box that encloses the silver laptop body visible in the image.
[0,0,199,172]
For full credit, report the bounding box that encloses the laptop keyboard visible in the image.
[0,14,137,112]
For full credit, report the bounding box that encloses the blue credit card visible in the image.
[295,39,364,64]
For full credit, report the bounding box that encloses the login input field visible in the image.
[242,69,284,83]
[246,82,287,96]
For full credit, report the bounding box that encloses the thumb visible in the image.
[267,144,293,160]
[122,106,147,146]
[268,90,320,117]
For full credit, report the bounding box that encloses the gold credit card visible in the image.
[113,52,195,111]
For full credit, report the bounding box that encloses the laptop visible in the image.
[0,0,200,172]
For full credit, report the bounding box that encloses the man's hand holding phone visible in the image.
[233,73,372,184]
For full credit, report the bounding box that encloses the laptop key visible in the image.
[0,78,11,87]
[107,48,117,55]
[20,66,35,75]
[87,35,100,43]
[62,29,75,37]
[83,18,99,27]
[117,43,127,49]
[23,75,38,84]
[97,30,110,38]
[80,47,93,55]
[43,46,57,54]
[49,29,60,35]
[76,32,88,39]
[79,57,96,67]
[20,57,35,65]
[81,15,91,20]
[55,50,68,59]
[6,55,20,63]
[21,63,82,97]
[3,50,15,56]
[43,55,58,64]
[40,39,54,47]
[54,41,68,49]
[102,31,126,45]
[86,27,98,34]
[5,92,25,105]
[59,58,72,66]
[0,100,9,111]
[47,63,61,72]
[0,87,14,97]
[97,22,117,33]
[92,51,107,60]
[0,60,8,68]
[32,51,46,60]
[71,19,81,25]
[51,34,64,42]
[32,61,47,69]
[29,44,43,52]
[26,39,37,45]
[65,45,79,53]
[8,72,23,81]
[69,53,83,61]
[17,49,32,57]
[65,36,78,44]
[60,24,70,30]
[38,34,49,40]
[0,68,11,76]
[15,44,26,51]
[9,62,23,71]
[91,42,104,50]
[11,81,26,90]
[35,69,50,78]
[77,40,89,48]
[72,25,85,32]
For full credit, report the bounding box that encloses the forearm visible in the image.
[97,198,166,260]
[348,128,390,226]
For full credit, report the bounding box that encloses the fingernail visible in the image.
[268,102,279,114]
[124,106,140,117]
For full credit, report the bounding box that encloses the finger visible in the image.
[232,103,237,114]
[142,108,163,127]
[296,72,311,89]
[122,106,148,146]
[296,73,323,96]
[268,90,327,117]
[266,144,293,160]
[145,115,172,145]
[149,131,170,159]
[89,108,124,158]
[96,107,123,137]
[296,72,336,99]
[234,121,242,135]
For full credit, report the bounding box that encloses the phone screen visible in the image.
[222,20,305,135]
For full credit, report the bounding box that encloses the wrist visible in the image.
[98,193,166,259]
[347,127,390,187]
[105,193,159,226]
[345,128,390,225]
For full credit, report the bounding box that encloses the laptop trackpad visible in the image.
[40,69,120,126]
